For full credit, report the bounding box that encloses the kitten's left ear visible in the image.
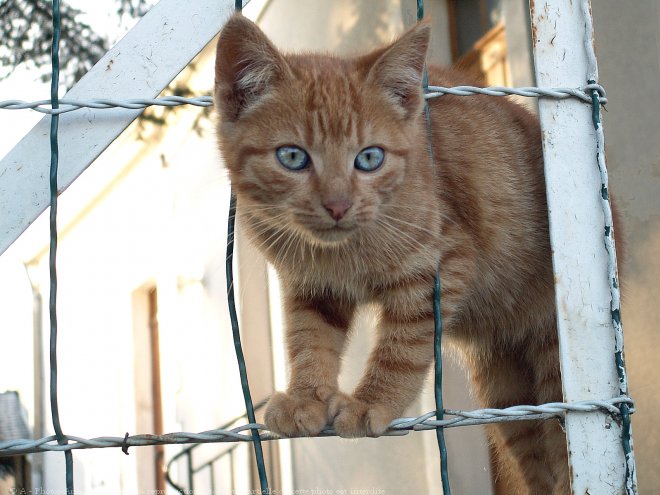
[360,22,431,119]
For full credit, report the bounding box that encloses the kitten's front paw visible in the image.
[264,391,330,437]
[328,393,396,438]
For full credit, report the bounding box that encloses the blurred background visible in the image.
[0,1,657,494]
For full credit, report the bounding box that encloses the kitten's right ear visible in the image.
[214,14,289,121]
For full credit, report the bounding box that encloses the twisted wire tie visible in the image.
[0,396,633,456]
[0,84,607,115]
[425,83,606,103]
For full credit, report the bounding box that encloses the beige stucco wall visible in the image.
[591,1,660,491]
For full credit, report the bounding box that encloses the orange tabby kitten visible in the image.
[214,14,569,494]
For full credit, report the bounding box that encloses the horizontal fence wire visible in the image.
[0,396,634,456]
[0,96,214,114]
[0,84,607,115]
[425,83,607,102]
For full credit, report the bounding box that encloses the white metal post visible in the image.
[530,1,636,493]
[0,0,238,256]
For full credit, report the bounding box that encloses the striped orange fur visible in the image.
[215,14,570,493]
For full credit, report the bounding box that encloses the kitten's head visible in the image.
[214,14,430,247]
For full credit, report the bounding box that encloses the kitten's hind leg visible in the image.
[264,291,355,437]
[525,334,570,495]
[469,348,557,495]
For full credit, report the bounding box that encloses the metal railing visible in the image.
[165,399,268,494]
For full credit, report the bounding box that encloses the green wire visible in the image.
[416,0,425,21]
[588,79,635,493]
[433,273,450,494]
[227,5,268,494]
[48,0,74,492]
[226,194,269,494]
[417,0,451,492]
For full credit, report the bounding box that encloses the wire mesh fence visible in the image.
[0,0,636,494]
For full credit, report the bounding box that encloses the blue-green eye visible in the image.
[276,146,310,170]
[354,146,385,172]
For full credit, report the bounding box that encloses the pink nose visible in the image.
[323,199,352,221]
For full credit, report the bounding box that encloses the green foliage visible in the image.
[1,0,209,131]
[0,0,152,87]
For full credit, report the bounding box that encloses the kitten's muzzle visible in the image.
[322,198,353,221]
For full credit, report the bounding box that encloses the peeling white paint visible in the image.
[530,0,633,493]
